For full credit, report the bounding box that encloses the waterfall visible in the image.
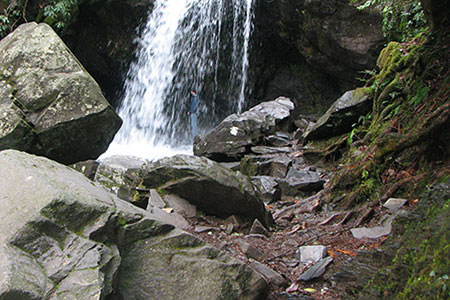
[103,0,255,160]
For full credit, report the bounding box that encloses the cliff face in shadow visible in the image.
[63,0,155,107]
[247,0,384,115]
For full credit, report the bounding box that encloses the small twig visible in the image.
[335,210,355,226]
[22,0,29,22]
[319,212,346,226]
[355,208,375,227]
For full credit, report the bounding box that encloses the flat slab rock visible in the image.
[0,150,267,299]
[251,176,281,203]
[299,245,328,263]
[299,256,333,281]
[250,261,288,287]
[350,224,392,239]
[383,198,408,210]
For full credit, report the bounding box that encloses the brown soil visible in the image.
[183,194,402,299]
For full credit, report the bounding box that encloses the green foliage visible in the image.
[0,1,21,38]
[361,169,369,180]
[347,128,357,146]
[352,0,427,42]
[0,0,79,39]
[356,69,377,83]
[43,0,79,30]
[347,113,371,145]
[410,84,430,106]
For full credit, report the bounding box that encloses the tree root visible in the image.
[378,173,427,204]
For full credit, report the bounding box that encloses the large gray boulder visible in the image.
[143,154,274,227]
[0,150,267,299]
[194,97,294,161]
[303,87,373,141]
[0,22,122,164]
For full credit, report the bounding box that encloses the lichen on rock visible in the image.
[0,22,122,164]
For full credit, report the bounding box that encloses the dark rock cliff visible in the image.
[248,0,384,114]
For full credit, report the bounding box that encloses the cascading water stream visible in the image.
[103,0,255,160]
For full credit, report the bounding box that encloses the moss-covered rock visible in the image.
[330,181,449,299]
[0,22,122,164]
[0,149,267,299]
[320,27,449,208]
[303,87,373,141]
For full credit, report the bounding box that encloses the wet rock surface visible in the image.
[143,154,274,227]
[73,97,388,299]
[70,76,448,299]
[70,93,393,298]
[251,176,281,203]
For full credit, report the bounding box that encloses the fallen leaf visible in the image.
[336,249,357,257]
[303,288,316,293]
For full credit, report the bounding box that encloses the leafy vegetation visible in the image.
[42,0,79,30]
[352,0,427,42]
[0,0,79,38]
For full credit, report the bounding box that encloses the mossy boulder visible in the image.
[303,87,373,141]
[0,22,122,164]
[119,231,267,299]
[94,155,148,203]
[0,149,267,299]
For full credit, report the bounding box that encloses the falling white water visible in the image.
[238,0,254,113]
[102,0,255,160]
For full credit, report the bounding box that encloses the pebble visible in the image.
[237,240,264,260]
[383,198,408,210]
[249,260,288,287]
[250,218,269,236]
[299,245,328,263]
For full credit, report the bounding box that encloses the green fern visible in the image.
[353,0,427,42]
